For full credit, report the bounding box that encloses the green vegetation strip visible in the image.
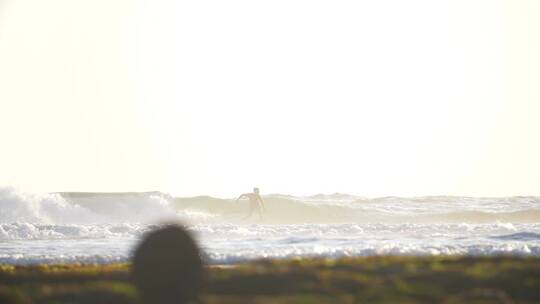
[1,256,539,303]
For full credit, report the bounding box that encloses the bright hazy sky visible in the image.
[0,0,539,197]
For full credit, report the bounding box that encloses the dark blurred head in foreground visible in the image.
[132,224,203,304]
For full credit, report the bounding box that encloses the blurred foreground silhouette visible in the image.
[132,224,203,304]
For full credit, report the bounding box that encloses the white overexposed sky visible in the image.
[0,0,539,197]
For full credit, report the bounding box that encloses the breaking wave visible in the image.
[1,187,540,225]
[0,187,184,225]
[1,187,540,264]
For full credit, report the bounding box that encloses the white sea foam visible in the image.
[0,187,207,225]
[0,187,100,224]
[1,186,540,264]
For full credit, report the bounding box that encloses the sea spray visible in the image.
[1,187,540,264]
[0,187,100,224]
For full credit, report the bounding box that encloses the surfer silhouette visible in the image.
[236,187,265,220]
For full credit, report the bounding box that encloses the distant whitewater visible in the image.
[1,186,539,264]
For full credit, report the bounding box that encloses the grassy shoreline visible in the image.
[1,256,540,303]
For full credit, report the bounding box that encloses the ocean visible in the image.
[1,187,539,264]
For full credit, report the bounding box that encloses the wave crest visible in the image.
[1,187,540,225]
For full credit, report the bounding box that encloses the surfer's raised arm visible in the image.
[235,193,249,202]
